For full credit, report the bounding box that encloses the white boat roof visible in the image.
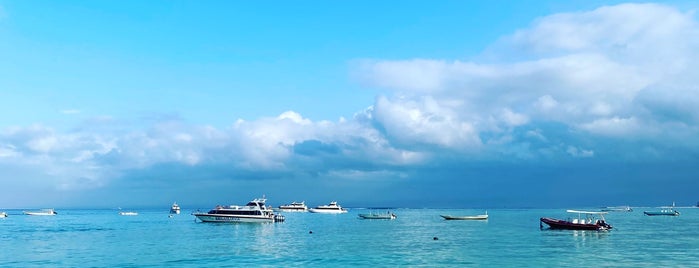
[567,209,608,215]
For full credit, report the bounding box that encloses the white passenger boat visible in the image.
[193,197,285,223]
[119,211,138,216]
[278,201,308,212]
[170,202,181,214]
[308,201,348,214]
[24,208,58,216]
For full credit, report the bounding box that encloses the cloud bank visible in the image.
[2,3,698,207]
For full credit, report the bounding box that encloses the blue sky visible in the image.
[1,1,698,209]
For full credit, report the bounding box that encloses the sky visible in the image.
[1,1,698,209]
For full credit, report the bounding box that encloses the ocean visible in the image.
[1,207,697,267]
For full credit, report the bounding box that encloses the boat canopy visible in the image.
[566,210,608,215]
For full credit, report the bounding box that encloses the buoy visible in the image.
[433,237,438,240]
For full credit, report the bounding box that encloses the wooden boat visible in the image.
[540,210,612,231]
[643,209,680,216]
[441,211,488,220]
[358,212,396,220]
[644,203,680,216]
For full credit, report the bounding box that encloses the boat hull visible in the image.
[441,215,488,220]
[193,213,275,223]
[540,217,610,231]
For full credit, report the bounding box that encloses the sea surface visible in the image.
[1,207,697,267]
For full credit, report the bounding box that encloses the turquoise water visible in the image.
[1,208,697,267]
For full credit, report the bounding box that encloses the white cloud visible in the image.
[0,144,18,158]
[535,95,558,111]
[567,146,594,158]
[358,3,699,151]
[4,3,699,195]
[578,116,641,137]
[372,95,482,149]
[356,59,453,92]
[500,108,529,127]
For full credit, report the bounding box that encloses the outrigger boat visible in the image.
[540,210,612,231]
[644,202,680,216]
[441,211,488,220]
[358,211,396,220]
[644,209,680,216]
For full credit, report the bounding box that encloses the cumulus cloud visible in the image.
[3,3,699,203]
[358,3,699,161]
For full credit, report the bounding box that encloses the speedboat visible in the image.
[540,210,612,231]
[358,211,396,220]
[278,201,308,212]
[170,202,181,214]
[0,212,7,218]
[193,197,285,223]
[24,208,58,216]
[308,201,348,214]
[441,211,488,220]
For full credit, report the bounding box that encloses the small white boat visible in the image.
[601,206,633,212]
[358,211,396,220]
[308,201,348,214]
[24,209,58,216]
[119,211,138,216]
[170,202,181,214]
[0,212,7,218]
[441,211,488,220]
[278,201,308,212]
